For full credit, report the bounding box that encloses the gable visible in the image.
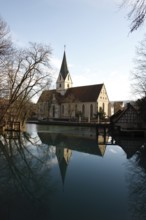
[64,73,73,83]
[114,104,141,124]
[98,84,109,102]
[56,74,63,82]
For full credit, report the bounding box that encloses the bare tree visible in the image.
[131,35,146,97]
[0,16,13,101]
[122,0,146,32]
[0,42,52,126]
[0,16,12,57]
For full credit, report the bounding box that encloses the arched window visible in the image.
[103,103,105,112]
[53,105,55,117]
[62,105,64,114]
[90,104,93,118]
[82,104,85,116]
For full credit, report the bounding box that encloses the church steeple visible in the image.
[60,51,69,80]
[56,147,72,186]
[56,49,73,95]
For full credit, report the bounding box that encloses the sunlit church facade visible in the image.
[37,51,109,120]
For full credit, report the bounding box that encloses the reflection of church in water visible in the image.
[54,135,107,185]
[56,147,72,184]
[37,132,107,184]
[55,143,106,185]
[37,131,146,184]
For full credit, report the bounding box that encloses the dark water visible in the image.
[0,124,146,220]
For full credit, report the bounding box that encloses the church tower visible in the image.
[56,50,73,95]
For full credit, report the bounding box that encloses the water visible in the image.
[0,124,146,220]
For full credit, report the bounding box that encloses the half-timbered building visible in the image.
[110,103,144,129]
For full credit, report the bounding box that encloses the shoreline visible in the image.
[27,120,110,128]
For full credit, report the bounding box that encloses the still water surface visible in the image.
[0,124,146,220]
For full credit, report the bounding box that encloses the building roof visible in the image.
[64,84,103,102]
[110,109,123,122]
[38,84,104,103]
[59,51,69,80]
[38,132,106,156]
[37,89,63,103]
[37,90,55,102]
[110,103,141,124]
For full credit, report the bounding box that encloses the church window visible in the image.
[67,84,69,88]
[59,84,61,88]
[53,105,55,117]
[103,103,105,112]
[90,104,93,118]
[68,75,70,80]
[62,105,64,114]
[60,75,61,80]
[68,104,71,117]
[82,104,85,116]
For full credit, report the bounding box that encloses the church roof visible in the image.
[38,84,104,103]
[37,90,55,102]
[63,84,103,102]
[38,132,106,157]
[37,89,63,103]
[59,51,69,79]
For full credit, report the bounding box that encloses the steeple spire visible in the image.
[59,50,69,80]
[56,49,73,94]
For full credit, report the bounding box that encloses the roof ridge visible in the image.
[67,83,103,89]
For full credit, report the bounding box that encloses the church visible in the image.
[37,51,109,121]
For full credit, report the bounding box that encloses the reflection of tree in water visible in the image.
[0,132,56,220]
[126,143,146,220]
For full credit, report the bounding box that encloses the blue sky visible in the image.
[0,0,145,101]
